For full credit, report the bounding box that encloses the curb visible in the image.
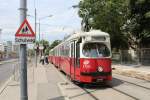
[0,59,18,65]
[57,82,70,100]
[112,66,150,81]
[0,75,14,95]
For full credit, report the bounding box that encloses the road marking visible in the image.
[0,59,18,65]
[0,75,14,95]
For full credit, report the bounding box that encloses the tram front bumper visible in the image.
[80,71,112,83]
[80,71,111,77]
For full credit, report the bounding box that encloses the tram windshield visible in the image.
[83,43,110,57]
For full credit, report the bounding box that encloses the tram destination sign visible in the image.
[15,19,35,44]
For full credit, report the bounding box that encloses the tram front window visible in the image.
[83,43,110,57]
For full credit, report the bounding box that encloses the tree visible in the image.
[49,40,62,50]
[35,40,61,56]
[79,0,129,50]
[125,0,150,48]
[28,49,35,57]
[37,40,50,55]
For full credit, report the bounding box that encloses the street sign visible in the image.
[15,19,35,44]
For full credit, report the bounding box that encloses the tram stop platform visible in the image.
[0,63,66,100]
[112,64,150,81]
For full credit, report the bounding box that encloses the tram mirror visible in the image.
[77,37,82,43]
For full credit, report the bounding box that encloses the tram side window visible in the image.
[56,48,57,56]
[71,43,74,57]
[76,43,80,66]
[60,47,62,56]
[61,46,65,56]
[66,44,70,57]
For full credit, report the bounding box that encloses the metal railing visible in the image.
[13,57,35,82]
[112,48,150,66]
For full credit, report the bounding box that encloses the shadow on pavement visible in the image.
[48,96,65,100]
[75,77,124,89]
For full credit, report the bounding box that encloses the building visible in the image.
[12,44,19,57]
[0,43,5,51]
[0,43,6,60]
[6,41,13,53]
[0,40,19,59]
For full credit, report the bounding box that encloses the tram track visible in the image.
[79,83,139,100]
[81,87,99,100]
[107,75,150,100]
[76,76,150,100]
[52,64,150,100]
[116,78,150,90]
[108,86,139,100]
[112,74,150,90]
[58,70,142,100]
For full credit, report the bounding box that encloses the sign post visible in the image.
[17,0,35,100]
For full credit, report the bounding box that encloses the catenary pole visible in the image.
[39,19,40,41]
[19,0,28,100]
[35,8,37,68]
[34,0,37,68]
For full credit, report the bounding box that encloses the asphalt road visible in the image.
[0,61,18,87]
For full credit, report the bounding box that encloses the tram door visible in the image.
[70,41,76,80]
[70,41,80,80]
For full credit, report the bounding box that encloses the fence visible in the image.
[13,58,35,82]
[112,48,150,66]
[140,48,150,65]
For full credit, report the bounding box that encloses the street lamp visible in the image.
[38,15,53,41]
[27,14,53,41]
[38,15,53,56]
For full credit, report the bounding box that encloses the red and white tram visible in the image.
[49,30,112,83]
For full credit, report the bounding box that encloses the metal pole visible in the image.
[39,19,40,41]
[35,8,37,68]
[19,0,28,100]
[0,28,2,42]
[39,20,42,56]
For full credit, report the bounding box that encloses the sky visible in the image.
[0,0,81,43]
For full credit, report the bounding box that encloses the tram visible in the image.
[49,30,112,83]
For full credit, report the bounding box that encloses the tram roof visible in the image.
[52,30,110,49]
[66,30,109,41]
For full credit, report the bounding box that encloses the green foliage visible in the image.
[126,0,150,48]
[40,40,49,46]
[35,40,50,56]
[79,0,129,49]
[35,40,61,55]
[41,40,49,55]
[28,49,35,57]
[49,40,62,50]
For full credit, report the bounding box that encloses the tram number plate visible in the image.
[96,79,103,82]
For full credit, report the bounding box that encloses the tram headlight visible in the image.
[83,60,89,65]
[98,66,103,72]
